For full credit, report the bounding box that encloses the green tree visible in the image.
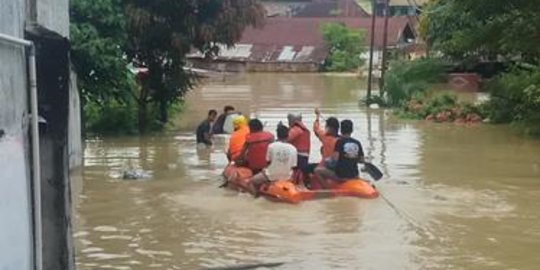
[321,23,366,71]
[420,0,540,63]
[71,0,265,134]
[124,0,265,132]
[420,0,540,136]
[70,0,131,104]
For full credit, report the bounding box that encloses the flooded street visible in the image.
[74,73,540,269]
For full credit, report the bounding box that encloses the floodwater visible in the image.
[74,73,540,270]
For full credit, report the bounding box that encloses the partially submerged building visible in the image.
[1,0,80,269]
[188,17,416,72]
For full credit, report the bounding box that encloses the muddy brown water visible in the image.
[74,73,540,270]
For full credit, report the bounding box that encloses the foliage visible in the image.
[420,0,540,136]
[70,0,132,103]
[398,93,484,124]
[71,0,265,134]
[420,0,540,63]
[321,23,366,71]
[124,0,265,132]
[84,97,184,135]
[382,58,448,106]
[84,100,139,135]
[482,67,540,136]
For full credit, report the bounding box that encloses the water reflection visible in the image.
[74,73,540,270]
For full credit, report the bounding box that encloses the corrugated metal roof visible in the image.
[187,17,415,64]
[240,17,414,48]
[295,46,315,61]
[217,44,252,59]
[277,46,297,61]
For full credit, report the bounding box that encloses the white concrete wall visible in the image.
[68,71,83,169]
[0,0,33,269]
[36,0,70,37]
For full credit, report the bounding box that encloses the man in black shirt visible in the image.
[333,119,364,179]
[196,110,217,147]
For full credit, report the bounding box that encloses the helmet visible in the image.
[233,115,248,129]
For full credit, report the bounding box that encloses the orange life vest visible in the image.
[245,131,274,171]
[313,119,339,162]
[288,121,310,155]
[228,126,249,161]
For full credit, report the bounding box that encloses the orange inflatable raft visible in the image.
[222,165,378,204]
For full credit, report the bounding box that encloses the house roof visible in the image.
[188,17,415,64]
[294,0,369,17]
[240,17,415,48]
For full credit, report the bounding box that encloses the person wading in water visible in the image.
[196,109,217,148]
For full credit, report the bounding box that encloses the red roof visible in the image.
[240,17,415,48]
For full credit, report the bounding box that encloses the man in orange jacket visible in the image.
[242,119,274,173]
[286,113,310,171]
[227,115,249,163]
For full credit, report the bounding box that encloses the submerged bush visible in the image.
[84,99,183,135]
[383,58,449,106]
[399,93,484,124]
[483,67,540,136]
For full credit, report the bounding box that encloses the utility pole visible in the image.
[366,0,378,100]
[380,0,390,94]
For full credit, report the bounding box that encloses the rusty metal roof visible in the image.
[188,17,415,64]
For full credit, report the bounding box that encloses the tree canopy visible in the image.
[70,0,131,104]
[71,0,265,133]
[321,23,366,71]
[420,0,540,63]
[124,0,265,128]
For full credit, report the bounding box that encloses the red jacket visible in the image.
[245,131,274,171]
[288,121,310,156]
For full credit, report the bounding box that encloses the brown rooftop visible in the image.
[240,17,415,48]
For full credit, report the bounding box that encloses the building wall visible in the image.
[36,0,70,37]
[247,62,320,72]
[68,71,82,169]
[189,58,320,73]
[0,0,33,269]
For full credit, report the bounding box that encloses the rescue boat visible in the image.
[222,165,378,204]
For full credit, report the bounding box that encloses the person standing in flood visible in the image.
[212,105,236,134]
[286,113,311,171]
[196,110,217,148]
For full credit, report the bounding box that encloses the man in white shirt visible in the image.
[249,125,297,196]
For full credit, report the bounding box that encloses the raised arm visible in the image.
[313,108,324,140]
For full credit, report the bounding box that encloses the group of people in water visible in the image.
[196,105,365,195]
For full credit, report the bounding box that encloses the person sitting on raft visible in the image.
[212,105,235,134]
[303,109,340,186]
[196,109,217,148]
[227,115,249,162]
[241,119,274,173]
[249,125,297,196]
[314,119,365,188]
[303,109,340,173]
[285,113,311,171]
